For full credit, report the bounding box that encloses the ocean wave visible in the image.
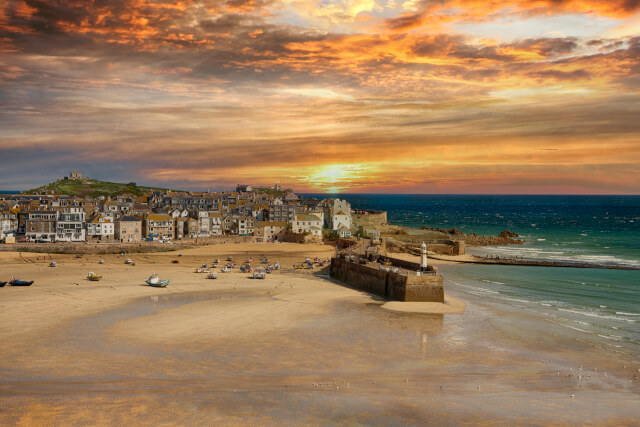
[481,279,505,285]
[616,311,640,316]
[557,308,637,323]
[597,334,622,341]
[497,296,531,304]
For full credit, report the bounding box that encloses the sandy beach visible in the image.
[1,243,638,425]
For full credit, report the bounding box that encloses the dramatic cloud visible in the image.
[0,0,638,193]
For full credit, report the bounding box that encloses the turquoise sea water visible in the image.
[304,194,640,361]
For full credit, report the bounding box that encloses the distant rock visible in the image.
[498,230,519,238]
[450,228,465,237]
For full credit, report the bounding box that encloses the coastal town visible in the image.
[0,172,357,245]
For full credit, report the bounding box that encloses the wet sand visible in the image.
[1,243,639,425]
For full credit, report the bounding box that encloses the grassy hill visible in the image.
[23,178,174,198]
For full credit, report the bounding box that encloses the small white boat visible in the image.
[253,268,266,279]
[274,261,280,270]
[99,259,104,264]
[125,259,133,264]
[145,272,169,287]
[49,262,57,267]
[206,272,218,279]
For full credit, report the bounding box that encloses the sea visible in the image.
[304,194,640,362]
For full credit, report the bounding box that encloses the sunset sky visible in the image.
[1,0,639,193]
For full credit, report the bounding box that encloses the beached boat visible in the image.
[227,256,233,261]
[49,262,57,267]
[240,264,253,273]
[10,279,34,286]
[206,272,218,279]
[75,254,83,259]
[274,261,280,270]
[124,258,133,264]
[253,268,266,279]
[172,259,180,264]
[0,281,6,287]
[99,259,104,264]
[221,266,231,273]
[145,273,169,287]
[87,272,102,281]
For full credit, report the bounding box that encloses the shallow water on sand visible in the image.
[1,276,639,425]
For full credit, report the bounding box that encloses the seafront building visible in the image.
[115,215,142,242]
[0,174,355,243]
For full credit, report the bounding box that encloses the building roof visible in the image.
[147,213,173,221]
[118,215,141,222]
[88,214,112,224]
[296,214,321,222]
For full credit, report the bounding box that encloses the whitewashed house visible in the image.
[87,214,114,241]
[292,213,323,237]
[56,207,86,242]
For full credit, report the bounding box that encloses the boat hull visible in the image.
[10,280,34,286]
[146,279,169,287]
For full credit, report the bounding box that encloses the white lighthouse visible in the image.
[420,241,428,271]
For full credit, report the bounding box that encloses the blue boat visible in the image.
[10,279,33,286]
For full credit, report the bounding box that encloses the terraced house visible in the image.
[115,215,142,242]
[56,207,86,242]
[87,214,113,241]
[23,211,57,242]
[143,213,174,240]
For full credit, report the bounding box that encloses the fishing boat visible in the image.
[10,279,34,286]
[221,266,231,273]
[240,264,253,273]
[253,268,266,279]
[206,272,218,279]
[0,281,6,287]
[87,272,102,281]
[145,272,169,287]
[49,262,57,267]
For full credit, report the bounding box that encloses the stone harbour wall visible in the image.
[330,257,444,302]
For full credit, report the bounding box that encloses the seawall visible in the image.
[330,257,444,302]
